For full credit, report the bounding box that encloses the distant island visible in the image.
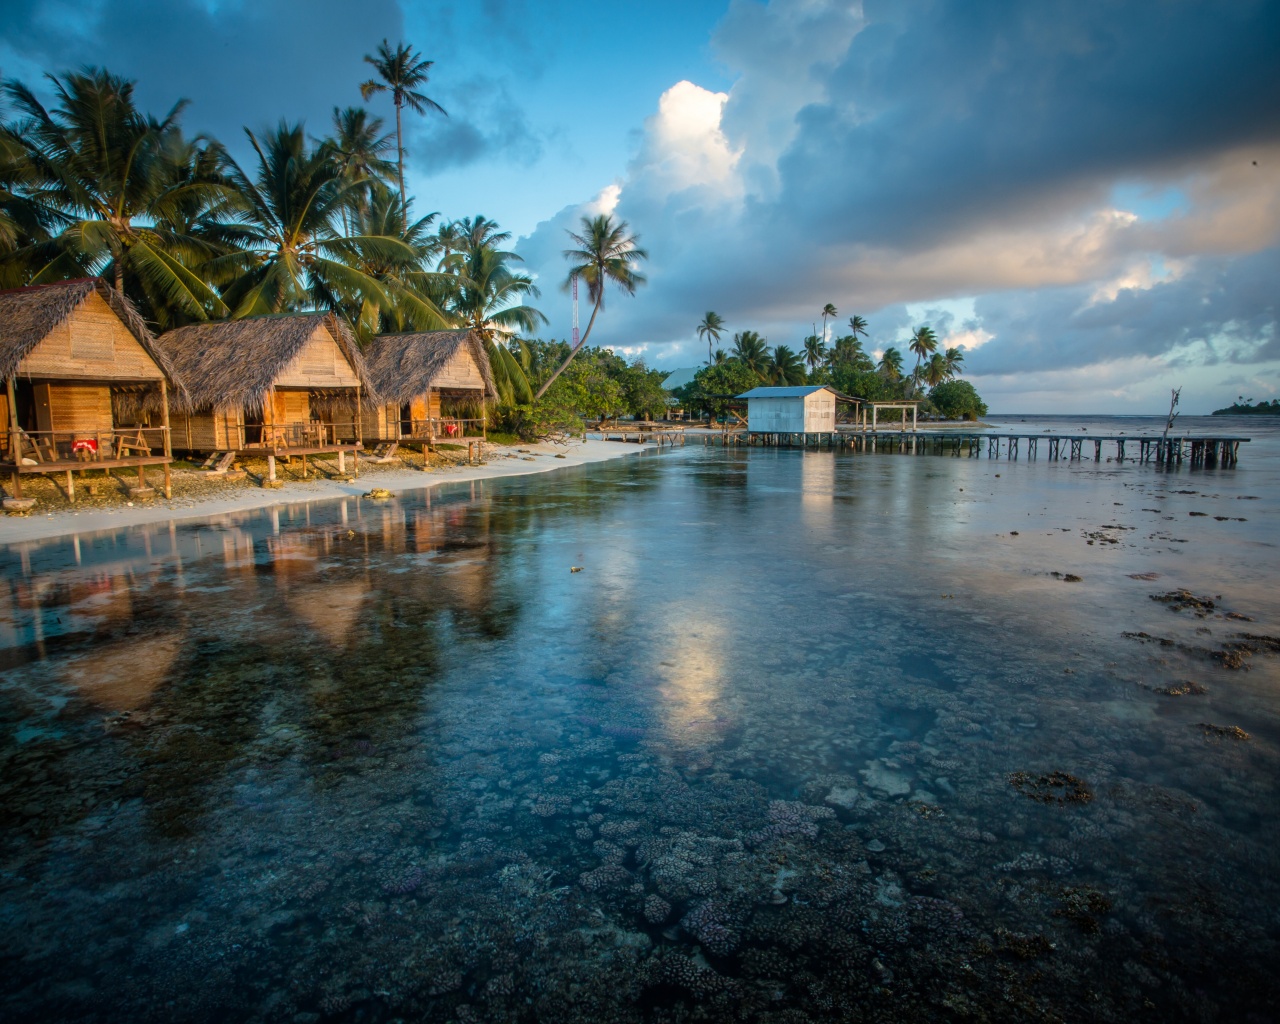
[1211,399,1280,416]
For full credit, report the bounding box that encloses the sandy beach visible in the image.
[0,438,654,545]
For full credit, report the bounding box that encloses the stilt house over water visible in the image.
[738,385,846,434]
[157,312,373,456]
[1,278,178,501]
[361,330,496,444]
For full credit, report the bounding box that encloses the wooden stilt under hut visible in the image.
[156,312,375,483]
[360,330,496,453]
[0,278,178,504]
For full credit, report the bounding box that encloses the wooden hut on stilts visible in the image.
[360,330,496,457]
[156,312,374,484]
[0,279,178,505]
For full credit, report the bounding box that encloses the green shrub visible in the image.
[928,380,988,420]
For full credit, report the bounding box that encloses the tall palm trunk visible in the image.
[395,99,406,211]
[533,298,600,401]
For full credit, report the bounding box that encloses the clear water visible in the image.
[2,415,1278,1022]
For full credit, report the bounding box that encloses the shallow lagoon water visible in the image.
[2,415,1279,1022]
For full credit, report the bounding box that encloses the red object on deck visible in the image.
[445,423,458,436]
[72,438,97,455]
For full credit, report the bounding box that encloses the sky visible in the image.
[2,0,1278,412]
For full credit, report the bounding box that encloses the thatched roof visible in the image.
[156,312,372,414]
[363,329,497,404]
[0,278,176,383]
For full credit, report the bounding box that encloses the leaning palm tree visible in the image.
[908,325,939,368]
[360,39,447,210]
[878,346,904,381]
[697,311,725,364]
[731,330,768,377]
[820,302,837,344]
[943,346,965,378]
[4,68,227,318]
[533,213,647,400]
[803,334,826,371]
[213,122,414,318]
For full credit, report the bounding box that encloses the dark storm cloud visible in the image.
[771,0,1280,248]
[0,0,405,146]
[0,0,542,170]
[967,245,1280,376]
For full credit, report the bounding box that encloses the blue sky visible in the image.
[2,0,1278,412]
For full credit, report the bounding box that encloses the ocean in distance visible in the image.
[1,414,1277,1022]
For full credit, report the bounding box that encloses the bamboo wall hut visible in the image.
[0,278,178,501]
[157,312,373,455]
[360,330,496,443]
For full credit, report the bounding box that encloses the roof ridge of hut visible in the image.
[0,277,180,387]
[156,310,374,414]
[363,328,497,404]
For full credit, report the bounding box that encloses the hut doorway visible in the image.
[243,406,264,445]
[399,403,412,437]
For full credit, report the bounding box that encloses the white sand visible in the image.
[0,439,655,545]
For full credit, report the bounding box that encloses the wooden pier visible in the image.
[586,424,687,446]
[699,430,1249,466]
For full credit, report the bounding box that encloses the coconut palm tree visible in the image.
[803,334,826,371]
[828,335,873,372]
[820,302,837,344]
[3,68,228,318]
[338,180,450,336]
[878,346,904,381]
[323,107,397,228]
[697,310,725,364]
[360,39,447,211]
[213,122,414,318]
[847,314,868,342]
[923,352,948,387]
[534,213,647,400]
[943,346,965,378]
[767,344,806,386]
[731,330,768,377]
[443,234,546,341]
[711,348,727,365]
[908,325,939,368]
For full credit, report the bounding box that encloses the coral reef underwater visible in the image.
[1,447,1278,1022]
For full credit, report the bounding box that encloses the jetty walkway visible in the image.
[700,429,1250,466]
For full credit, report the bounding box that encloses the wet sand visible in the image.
[0,438,652,545]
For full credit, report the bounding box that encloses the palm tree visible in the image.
[534,213,647,400]
[711,348,727,365]
[767,344,806,385]
[697,310,725,364]
[443,231,546,340]
[923,352,948,387]
[340,180,449,336]
[908,325,939,368]
[943,346,965,378]
[878,346,904,381]
[731,330,768,377]
[847,314,868,342]
[828,335,872,372]
[803,334,826,371]
[3,68,227,318]
[820,302,837,344]
[323,107,396,228]
[360,39,447,211]
[213,122,413,317]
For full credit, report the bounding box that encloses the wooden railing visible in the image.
[4,427,170,464]
[405,417,487,440]
[237,422,361,450]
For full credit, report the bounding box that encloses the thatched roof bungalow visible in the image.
[157,312,373,453]
[1,279,178,500]
[361,329,496,442]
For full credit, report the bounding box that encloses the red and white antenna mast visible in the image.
[571,275,580,347]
